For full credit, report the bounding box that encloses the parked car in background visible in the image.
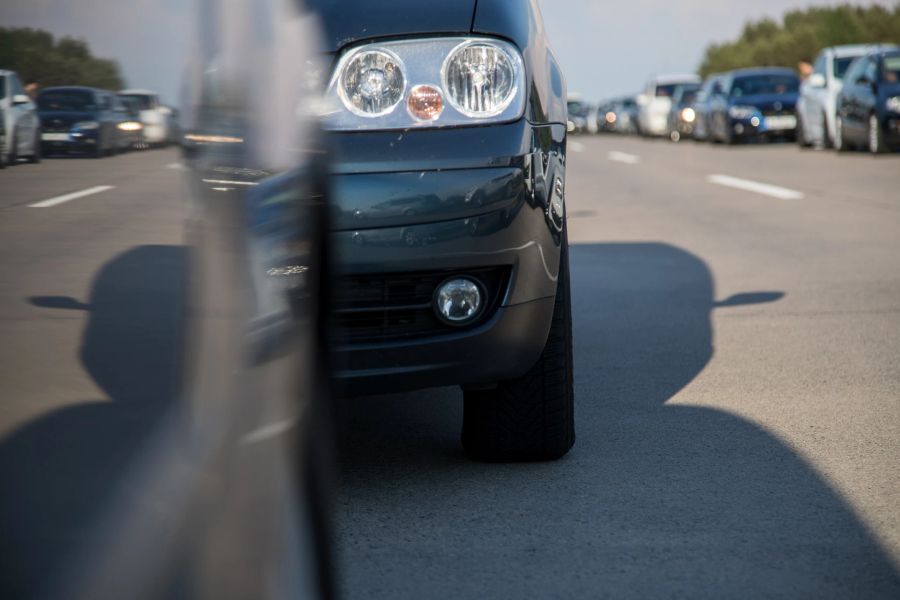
[37,86,128,157]
[567,98,594,134]
[318,0,574,461]
[112,95,146,150]
[691,74,723,141]
[666,83,700,142]
[708,68,800,144]
[797,45,894,148]
[616,96,640,134]
[0,69,42,165]
[638,74,701,137]
[835,47,900,154]
[118,89,171,146]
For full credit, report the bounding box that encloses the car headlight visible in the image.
[728,106,756,119]
[887,96,900,113]
[324,37,525,131]
[117,121,143,131]
[681,107,696,123]
[73,121,99,130]
[338,49,406,117]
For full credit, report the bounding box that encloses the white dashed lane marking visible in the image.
[607,151,640,165]
[28,185,115,208]
[707,174,804,200]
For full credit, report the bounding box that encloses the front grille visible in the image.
[333,267,509,344]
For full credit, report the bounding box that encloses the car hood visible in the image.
[730,93,798,111]
[38,111,98,127]
[309,0,476,52]
[880,82,900,98]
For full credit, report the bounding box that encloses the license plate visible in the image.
[765,116,796,130]
[42,133,70,141]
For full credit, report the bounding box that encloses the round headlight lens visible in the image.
[339,49,405,117]
[434,278,483,324]
[443,42,517,117]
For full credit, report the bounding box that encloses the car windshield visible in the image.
[730,74,799,97]
[567,101,587,116]
[655,84,677,97]
[680,90,698,105]
[38,90,96,111]
[119,94,152,110]
[833,56,858,80]
[883,55,900,83]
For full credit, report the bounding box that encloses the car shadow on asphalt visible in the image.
[336,242,900,599]
[0,245,186,599]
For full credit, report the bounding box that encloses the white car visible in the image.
[638,74,701,137]
[117,89,171,146]
[797,44,896,148]
[0,70,41,165]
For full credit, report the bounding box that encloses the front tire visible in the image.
[461,230,575,462]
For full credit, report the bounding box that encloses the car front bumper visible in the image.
[328,119,564,395]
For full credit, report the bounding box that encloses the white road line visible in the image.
[165,162,186,170]
[569,140,584,153]
[607,151,640,165]
[707,174,804,200]
[28,185,115,208]
[240,418,298,446]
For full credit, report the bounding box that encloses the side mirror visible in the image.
[13,94,31,105]
[807,73,826,88]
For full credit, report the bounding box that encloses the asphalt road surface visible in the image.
[1,139,899,598]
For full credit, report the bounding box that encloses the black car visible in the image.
[315,0,573,461]
[708,68,801,144]
[666,83,700,142]
[690,74,723,141]
[835,48,900,154]
[37,86,132,157]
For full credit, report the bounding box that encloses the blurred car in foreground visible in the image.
[0,69,41,165]
[835,47,900,154]
[638,74,701,137]
[690,74,723,141]
[118,89,171,146]
[666,83,700,142]
[797,45,893,148]
[38,87,132,157]
[708,68,800,144]
[319,0,574,461]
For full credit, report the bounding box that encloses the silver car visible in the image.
[0,70,41,165]
[797,44,896,148]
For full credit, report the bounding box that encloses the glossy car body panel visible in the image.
[837,49,900,150]
[320,1,567,394]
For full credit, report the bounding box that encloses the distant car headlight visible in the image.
[338,49,406,117]
[117,121,143,131]
[73,121,99,130]
[324,37,525,131]
[681,107,696,123]
[728,106,756,119]
[887,96,900,113]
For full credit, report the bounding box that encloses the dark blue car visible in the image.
[835,48,900,154]
[37,86,132,157]
[708,68,801,144]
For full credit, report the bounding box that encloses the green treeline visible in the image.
[0,27,125,89]
[700,4,900,76]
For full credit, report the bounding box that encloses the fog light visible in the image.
[750,116,760,127]
[434,278,482,325]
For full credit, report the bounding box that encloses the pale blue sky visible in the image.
[1,0,893,104]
